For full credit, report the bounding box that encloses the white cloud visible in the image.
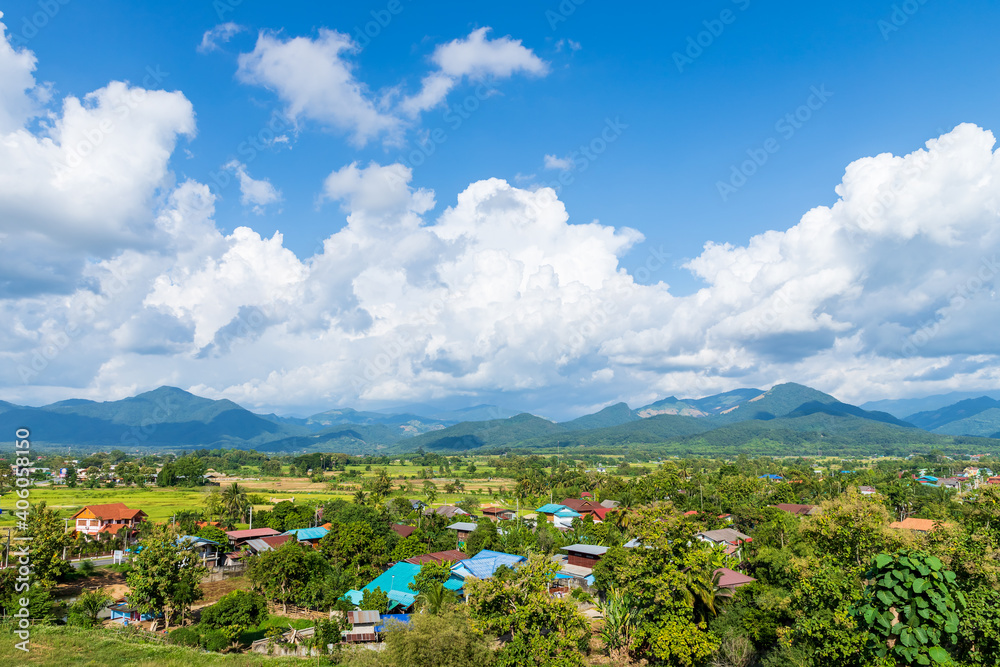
[198,22,245,54]
[7,11,1000,418]
[225,160,282,214]
[236,29,400,146]
[401,27,548,115]
[544,154,573,171]
[0,12,42,133]
[555,39,582,52]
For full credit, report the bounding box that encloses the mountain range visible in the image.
[1,383,997,456]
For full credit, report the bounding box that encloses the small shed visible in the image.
[446,521,478,542]
[344,610,381,643]
[561,544,609,568]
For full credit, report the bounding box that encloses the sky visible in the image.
[3,0,1000,420]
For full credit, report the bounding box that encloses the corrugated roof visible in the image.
[447,522,478,532]
[404,550,468,565]
[226,527,281,540]
[451,550,526,580]
[73,503,146,521]
[561,544,609,556]
[715,567,756,589]
[348,610,381,624]
[283,526,329,541]
[554,508,581,518]
[535,503,566,514]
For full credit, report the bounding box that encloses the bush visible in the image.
[201,590,268,642]
[78,560,96,577]
[569,588,594,604]
[201,627,229,652]
[169,626,202,647]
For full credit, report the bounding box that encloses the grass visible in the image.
[0,625,304,665]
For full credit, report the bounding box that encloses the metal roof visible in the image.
[283,526,330,541]
[535,503,566,514]
[561,544,609,556]
[348,610,381,624]
[447,522,478,532]
[450,549,526,580]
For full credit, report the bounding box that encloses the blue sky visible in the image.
[3,0,1000,418]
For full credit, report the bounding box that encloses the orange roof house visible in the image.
[72,503,147,537]
[889,517,952,533]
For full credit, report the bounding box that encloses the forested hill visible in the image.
[1,383,997,457]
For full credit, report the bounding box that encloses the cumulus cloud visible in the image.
[236,29,400,146]
[0,12,43,133]
[197,22,245,53]
[8,24,1000,417]
[225,160,282,214]
[401,27,548,115]
[544,154,573,170]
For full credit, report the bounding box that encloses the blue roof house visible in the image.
[343,562,463,611]
[450,550,527,583]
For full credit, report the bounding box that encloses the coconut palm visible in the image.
[415,581,456,615]
[222,482,249,523]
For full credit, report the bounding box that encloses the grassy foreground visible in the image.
[0,625,303,666]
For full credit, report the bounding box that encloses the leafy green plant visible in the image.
[852,549,965,665]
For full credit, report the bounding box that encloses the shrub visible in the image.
[200,590,268,641]
[78,560,96,577]
[201,627,230,652]
[168,626,202,647]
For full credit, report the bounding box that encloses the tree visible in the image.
[221,482,249,524]
[21,501,73,587]
[200,590,268,642]
[377,607,494,667]
[415,581,458,615]
[391,535,427,562]
[65,466,78,488]
[246,540,319,613]
[204,490,224,521]
[599,586,640,663]
[852,549,965,666]
[465,554,589,667]
[196,525,230,549]
[360,587,390,614]
[126,525,206,628]
[801,489,903,569]
[68,588,114,627]
[423,481,438,505]
[464,520,498,557]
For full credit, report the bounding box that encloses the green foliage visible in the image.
[20,501,73,587]
[246,539,328,611]
[464,519,498,556]
[374,607,495,667]
[125,525,206,627]
[465,554,589,667]
[200,590,268,642]
[67,588,113,627]
[200,627,230,652]
[360,587,390,614]
[167,626,202,647]
[853,549,965,666]
[78,559,96,577]
[410,561,453,599]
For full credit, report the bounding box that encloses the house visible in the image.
[599,499,620,509]
[177,535,220,567]
[450,550,527,584]
[535,504,582,527]
[889,517,952,533]
[108,598,161,624]
[715,567,756,590]
[244,534,293,554]
[423,505,469,519]
[72,503,147,538]
[580,492,593,498]
[391,524,416,538]
[988,476,1000,485]
[759,474,784,482]
[535,503,567,521]
[590,507,612,523]
[561,544,609,569]
[916,475,939,487]
[560,498,600,517]
[772,503,819,516]
[404,549,468,565]
[481,506,516,521]
[343,610,380,643]
[696,529,752,558]
[859,486,876,496]
[446,521,478,544]
[406,499,427,511]
[225,527,281,547]
[938,478,962,490]
[343,562,464,611]
[282,526,329,545]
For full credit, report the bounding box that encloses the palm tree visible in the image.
[600,587,639,659]
[415,581,455,615]
[681,556,732,623]
[353,489,368,506]
[222,483,249,524]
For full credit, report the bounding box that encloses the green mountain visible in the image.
[635,397,708,418]
[395,413,565,452]
[685,388,764,414]
[930,407,1000,438]
[560,403,640,430]
[704,383,911,427]
[905,397,1000,432]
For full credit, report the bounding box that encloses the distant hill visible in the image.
[684,388,764,415]
[561,403,641,430]
[862,391,1000,419]
[395,413,564,452]
[635,397,708,418]
[905,397,1000,432]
